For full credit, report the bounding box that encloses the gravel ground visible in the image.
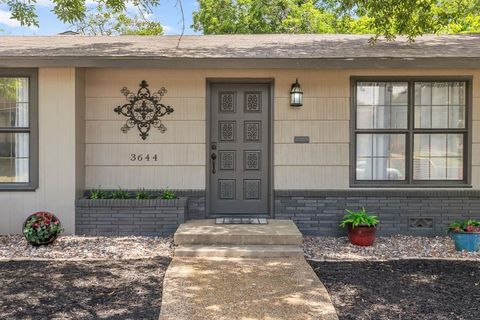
[0,236,174,319]
[310,259,480,320]
[0,235,174,260]
[0,257,171,320]
[304,236,480,261]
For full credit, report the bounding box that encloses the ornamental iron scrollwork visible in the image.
[114,80,174,140]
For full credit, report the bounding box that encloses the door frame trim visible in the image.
[205,78,275,218]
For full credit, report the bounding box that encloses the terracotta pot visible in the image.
[347,224,377,246]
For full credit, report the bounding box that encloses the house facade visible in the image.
[1,34,480,236]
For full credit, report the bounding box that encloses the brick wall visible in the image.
[76,189,480,236]
[275,190,480,236]
[176,190,206,220]
[75,198,186,236]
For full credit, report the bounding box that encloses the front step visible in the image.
[174,219,303,246]
[175,245,304,258]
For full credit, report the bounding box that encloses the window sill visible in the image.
[0,183,38,191]
[351,183,472,189]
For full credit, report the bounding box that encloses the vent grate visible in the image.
[409,218,434,229]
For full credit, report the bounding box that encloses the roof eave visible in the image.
[0,56,479,69]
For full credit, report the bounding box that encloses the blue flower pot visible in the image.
[450,232,480,252]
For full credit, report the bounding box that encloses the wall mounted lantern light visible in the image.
[290,78,303,107]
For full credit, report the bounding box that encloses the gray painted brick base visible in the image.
[275,190,480,236]
[76,189,480,236]
[75,198,186,236]
[176,190,206,220]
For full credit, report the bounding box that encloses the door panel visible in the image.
[209,83,270,215]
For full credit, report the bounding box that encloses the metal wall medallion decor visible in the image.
[114,80,174,140]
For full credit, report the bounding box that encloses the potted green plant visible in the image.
[340,207,379,246]
[23,212,63,246]
[448,219,480,252]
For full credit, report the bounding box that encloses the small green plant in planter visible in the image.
[89,187,110,199]
[110,188,131,199]
[135,189,152,200]
[448,219,480,252]
[23,212,63,246]
[161,188,177,200]
[340,207,379,247]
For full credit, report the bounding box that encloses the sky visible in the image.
[0,0,199,35]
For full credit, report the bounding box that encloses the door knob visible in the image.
[211,153,217,174]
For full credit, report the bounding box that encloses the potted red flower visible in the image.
[448,219,480,252]
[23,212,63,246]
[340,207,379,246]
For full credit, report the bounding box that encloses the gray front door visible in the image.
[209,83,270,216]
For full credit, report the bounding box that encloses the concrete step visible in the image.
[175,245,304,258]
[174,219,303,246]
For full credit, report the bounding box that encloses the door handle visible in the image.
[211,153,217,174]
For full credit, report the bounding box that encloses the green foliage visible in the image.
[88,187,171,200]
[193,0,480,41]
[0,78,21,102]
[23,212,63,246]
[135,188,152,199]
[340,207,379,228]
[448,219,480,233]
[110,187,131,199]
[193,0,342,34]
[0,0,160,27]
[73,3,163,35]
[89,187,110,199]
[161,188,177,200]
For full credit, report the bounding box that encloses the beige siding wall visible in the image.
[75,68,86,196]
[84,68,480,190]
[0,68,79,235]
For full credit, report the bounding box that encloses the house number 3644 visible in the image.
[130,154,158,162]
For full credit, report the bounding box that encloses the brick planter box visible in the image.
[75,198,187,236]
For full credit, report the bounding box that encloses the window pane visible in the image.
[0,132,29,183]
[0,77,29,128]
[414,82,466,129]
[356,82,408,129]
[356,134,405,180]
[413,133,463,180]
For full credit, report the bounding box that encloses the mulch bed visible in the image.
[310,259,480,320]
[0,257,171,320]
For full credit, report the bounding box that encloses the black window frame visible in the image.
[350,76,472,188]
[0,69,38,191]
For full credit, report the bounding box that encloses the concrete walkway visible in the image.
[159,220,338,320]
[160,257,338,320]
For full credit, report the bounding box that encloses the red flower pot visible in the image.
[347,224,377,246]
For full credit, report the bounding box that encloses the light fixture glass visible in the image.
[290,78,303,107]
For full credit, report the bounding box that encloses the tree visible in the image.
[73,4,163,35]
[193,0,480,40]
[1,0,160,27]
[192,0,344,34]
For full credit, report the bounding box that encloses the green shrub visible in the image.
[89,187,109,199]
[110,188,131,199]
[135,189,152,200]
[340,207,379,228]
[161,188,177,200]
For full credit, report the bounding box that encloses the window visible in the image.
[0,69,38,190]
[352,77,470,186]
